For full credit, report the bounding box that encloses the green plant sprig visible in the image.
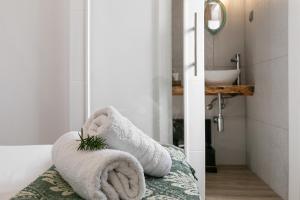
[77,128,107,151]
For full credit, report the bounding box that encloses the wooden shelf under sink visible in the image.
[172,85,184,96]
[172,85,255,96]
[206,85,255,96]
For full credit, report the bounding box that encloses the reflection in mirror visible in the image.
[205,0,226,35]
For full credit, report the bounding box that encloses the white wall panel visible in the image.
[89,0,172,142]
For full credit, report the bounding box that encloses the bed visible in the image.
[1,145,200,200]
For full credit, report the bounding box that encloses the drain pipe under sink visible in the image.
[213,93,224,132]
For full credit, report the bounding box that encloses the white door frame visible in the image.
[288,0,300,199]
[85,0,91,120]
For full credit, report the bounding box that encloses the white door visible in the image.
[88,0,205,198]
[88,0,172,143]
[183,0,205,198]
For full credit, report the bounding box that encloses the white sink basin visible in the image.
[205,69,240,86]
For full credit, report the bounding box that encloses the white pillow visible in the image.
[0,145,52,199]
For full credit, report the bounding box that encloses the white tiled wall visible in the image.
[172,0,246,165]
[245,0,288,199]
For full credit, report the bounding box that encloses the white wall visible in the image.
[0,0,172,144]
[0,0,70,145]
[289,0,300,199]
[173,0,246,165]
[89,0,172,143]
[245,0,288,199]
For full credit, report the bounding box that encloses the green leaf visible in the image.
[77,128,107,151]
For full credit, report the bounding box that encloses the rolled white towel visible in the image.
[83,106,172,177]
[52,132,145,200]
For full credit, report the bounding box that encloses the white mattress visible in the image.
[0,145,52,199]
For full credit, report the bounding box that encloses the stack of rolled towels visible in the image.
[52,106,172,200]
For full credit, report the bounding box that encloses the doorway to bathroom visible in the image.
[203,0,288,200]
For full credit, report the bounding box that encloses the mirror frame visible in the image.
[205,0,227,35]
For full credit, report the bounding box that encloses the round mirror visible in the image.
[205,0,226,35]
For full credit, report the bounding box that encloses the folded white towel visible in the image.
[83,106,172,177]
[52,132,145,200]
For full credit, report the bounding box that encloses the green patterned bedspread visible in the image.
[12,145,200,200]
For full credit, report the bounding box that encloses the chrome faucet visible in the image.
[231,53,241,85]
